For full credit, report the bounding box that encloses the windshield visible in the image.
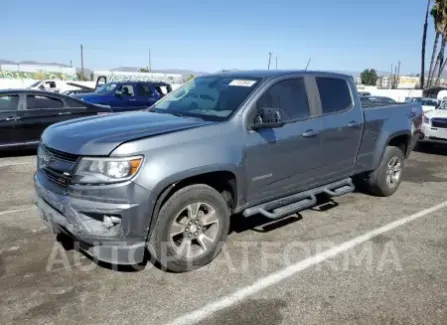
[150,76,261,121]
[421,99,438,106]
[29,81,42,88]
[95,83,117,94]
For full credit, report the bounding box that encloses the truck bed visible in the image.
[355,101,422,174]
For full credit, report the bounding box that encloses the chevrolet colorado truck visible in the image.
[34,70,422,272]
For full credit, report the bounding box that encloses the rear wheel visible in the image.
[365,146,405,197]
[148,184,230,272]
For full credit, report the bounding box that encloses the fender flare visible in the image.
[373,130,411,170]
[146,164,241,235]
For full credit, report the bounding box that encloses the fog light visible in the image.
[103,215,121,229]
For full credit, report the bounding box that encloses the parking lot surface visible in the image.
[0,147,446,325]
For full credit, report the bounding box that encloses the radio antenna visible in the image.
[305,58,311,70]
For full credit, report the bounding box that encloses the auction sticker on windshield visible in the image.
[229,79,257,87]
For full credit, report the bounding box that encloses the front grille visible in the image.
[43,167,71,187]
[39,145,78,187]
[431,118,447,129]
[45,146,79,163]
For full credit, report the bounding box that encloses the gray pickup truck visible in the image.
[34,70,422,272]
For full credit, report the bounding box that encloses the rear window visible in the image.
[316,77,353,114]
[26,95,64,109]
[0,95,19,111]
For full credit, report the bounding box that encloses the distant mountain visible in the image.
[1,59,442,79]
[0,60,208,79]
[111,66,208,78]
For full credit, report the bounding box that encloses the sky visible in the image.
[0,0,434,74]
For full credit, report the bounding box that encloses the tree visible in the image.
[421,0,431,89]
[186,74,195,81]
[76,72,87,81]
[360,69,378,86]
[427,0,447,88]
[139,67,149,73]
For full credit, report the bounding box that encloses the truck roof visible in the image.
[207,70,352,80]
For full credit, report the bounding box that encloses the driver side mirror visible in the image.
[252,107,285,130]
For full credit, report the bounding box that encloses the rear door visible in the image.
[315,76,364,182]
[16,94,68,143]
[135,83,158,108]
[0,94,21,148]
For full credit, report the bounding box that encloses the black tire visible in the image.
[148,184,230,272]
[415,142,432,152]
[365,146,405,197]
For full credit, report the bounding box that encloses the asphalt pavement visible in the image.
[0,146,446,325]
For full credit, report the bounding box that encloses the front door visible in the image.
[112,84,137,110]
[315,76,364,182]
[0,94,20,148]
[243,76,323,203]
[16,94,68,143]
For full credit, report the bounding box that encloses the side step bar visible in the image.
[243,178,354,220]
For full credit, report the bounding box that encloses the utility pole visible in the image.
[69,60,72,68]
[268,52,272,70]
[390,64,393,89]
[394,65,398,88]
[148,48,152,73]
[397,61,401,88]
[421,0,431,89]
[80,44,84,80]
[275,57,278,69]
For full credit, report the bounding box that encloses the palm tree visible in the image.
[433,1,447,86]
[421,0,431,89]
[427,1,445,87]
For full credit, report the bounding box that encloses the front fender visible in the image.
[149,163,242,197]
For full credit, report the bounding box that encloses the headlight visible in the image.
[423,116,430,124]
[73,156,143,184]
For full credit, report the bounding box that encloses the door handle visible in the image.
[129,99,136,101]
[302,129,319,138]
[58,112,71,116]
[347,121,359,128]
[5,116,17,121]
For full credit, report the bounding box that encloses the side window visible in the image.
[64,98,86,108]
[257,78,310,121]
[136,84,153,96]
[316,77,353,114]
[0,95,19,111]
[118,84,135,97]
[26,95,64,109]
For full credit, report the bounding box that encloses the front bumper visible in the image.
[34,170,155,265]
[417,124,447,144]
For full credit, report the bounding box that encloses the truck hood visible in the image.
[425,109,447,118]
[41,111,213,156]
[74,93,104,102]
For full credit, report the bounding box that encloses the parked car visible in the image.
[360,95,396,104]
[0,89,112,151]
[417,108,447,146]
[35,70,422,272]
[60,89,93,96]
[73,81,173,112]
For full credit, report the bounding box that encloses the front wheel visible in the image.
[365,146,405,197]
[148,184,230,272]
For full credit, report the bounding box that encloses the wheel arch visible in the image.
[147,165,240,236]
